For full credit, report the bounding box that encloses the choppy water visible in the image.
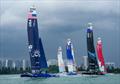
[0,74,120,84]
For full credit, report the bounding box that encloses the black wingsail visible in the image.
[86,23,98,72]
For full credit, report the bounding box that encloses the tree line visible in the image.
[0,65,120,74]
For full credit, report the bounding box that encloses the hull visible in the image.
[21,73,59,78]
[81,71,105,75]
[67,72,77,75]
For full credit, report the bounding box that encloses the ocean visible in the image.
[0,74,120,84]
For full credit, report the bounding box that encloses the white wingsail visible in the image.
[71,44,77,72]
[57,46,66,73]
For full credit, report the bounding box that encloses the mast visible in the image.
[57,46,65,73]
[86,23,98,72]
[66,39,76,73]
[96,37,106,73]
[27,6,47,74]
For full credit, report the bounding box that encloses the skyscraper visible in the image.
[82,56,88,70]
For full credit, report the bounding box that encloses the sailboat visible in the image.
[57,46,66,73]
[57,46,67,76]
[82,23,99,75]
[66,39,77,75]
[96,37,106,75]
[21,6,58,77]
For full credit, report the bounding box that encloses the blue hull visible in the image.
[21,73,59,78]
[67,72,77,75]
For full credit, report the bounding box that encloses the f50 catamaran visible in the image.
[83,23,99,75]
[66,39,77,75]
[21,6,58,77]
[83,23,106,75]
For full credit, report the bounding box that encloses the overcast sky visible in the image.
[0,0,120,67]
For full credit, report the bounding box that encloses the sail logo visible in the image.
[28,20,32,27]
[34,50,40,57]
[88,51,95,57]
[28,45,33,52]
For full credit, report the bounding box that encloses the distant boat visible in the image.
[57,46,66,73]
[21,6,58,78]
[96,37,106,75]
[66,39,77,75]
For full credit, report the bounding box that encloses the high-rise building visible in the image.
[47,59,57,66]
[22,59,26,71]
[7,60,13,69]
[82,56,88,70]
[105,62,115,69]
[2,59,13,69]
[0,60,2,69]
[12,61,16,69]
[15,60,22,70]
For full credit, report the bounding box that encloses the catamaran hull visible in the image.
[81,71,105,75]
[21,73,59,78]
[67,72,77,75]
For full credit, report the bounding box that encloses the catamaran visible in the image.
[82,23,106,75]
[82,23,99,75]
[21,6,58,77]
[66,39,77,75]
[96,37,106,75]
[57,46,67,76]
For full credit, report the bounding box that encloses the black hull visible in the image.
[82,71,105,75]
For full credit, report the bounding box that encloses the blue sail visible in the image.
[66,44,74,61]
[38,38,48,69]
[27,6,47,73]
[66,39,76,73]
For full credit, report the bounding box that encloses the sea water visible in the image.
[0,74,120,84]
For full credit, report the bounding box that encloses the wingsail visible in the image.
[57,46,65,73]
[86,23,98,72]
[66,39,77,73]
[27,6,47,73]
[96,37,106,74]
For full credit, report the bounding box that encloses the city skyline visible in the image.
[0,0,120,67]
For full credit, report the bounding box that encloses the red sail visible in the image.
[96,38,106,74]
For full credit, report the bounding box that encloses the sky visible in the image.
[0,0,120,67]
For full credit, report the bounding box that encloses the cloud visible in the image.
[0,0,119,30]
[1,10,22,26]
